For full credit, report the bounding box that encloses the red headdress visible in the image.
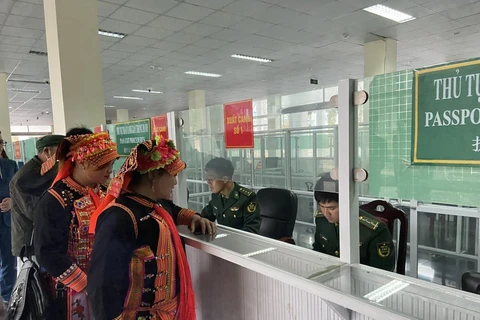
[89,136,194,320]
[52,132,119,186]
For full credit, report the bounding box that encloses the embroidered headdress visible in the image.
[52,132,119,185]
[89,136,195,320]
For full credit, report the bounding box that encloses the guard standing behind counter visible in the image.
[313,172,395,272]
[201,157,261,234]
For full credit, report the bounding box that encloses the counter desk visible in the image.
[180,225,480,320]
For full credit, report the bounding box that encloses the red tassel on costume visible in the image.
[154,204,196,320]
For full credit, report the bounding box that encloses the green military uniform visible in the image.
[201,182,261,234]
[313,209,395,271]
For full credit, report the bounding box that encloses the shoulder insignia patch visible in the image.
[239,187,253,197]
[314,210,324,218]
[377,242,391,258]
[359,216,379,230]
[247,202,256,213]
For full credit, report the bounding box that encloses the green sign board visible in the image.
[413,59,480,165]
[115,119,151,156]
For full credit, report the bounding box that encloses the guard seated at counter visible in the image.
[313,173,395,272]
[201,157,261,234]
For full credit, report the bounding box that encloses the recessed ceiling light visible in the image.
[8,107,12,109]
[45,111,50,114]
[98,29,126,39]
[7,88,40,93]
[231,54,273,63]
[114,96,143,100]
[363,4,415,23]
[132,89,163,94]
[185,71,223,78]
[261,79,267,82]
[9,101,25,103]
[104,105,116,108]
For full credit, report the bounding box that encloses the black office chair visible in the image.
[360,200,408,275]
[462,272,480,294]
[257,188,298,244]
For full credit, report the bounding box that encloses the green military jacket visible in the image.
[201,183,261,234]
[313,209,395,272]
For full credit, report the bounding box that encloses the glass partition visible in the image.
[178,62,480,293]
[355,69,480,289]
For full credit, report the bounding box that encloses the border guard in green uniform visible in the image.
[313,173,395,271]
[201,157,261,233]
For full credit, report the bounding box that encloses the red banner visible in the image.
[93,126,102,133]
[224,99,254,149]
[151,115,168,140]
[14,141,21,159]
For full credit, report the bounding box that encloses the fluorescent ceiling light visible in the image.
[7,88,40,93]
[363,4,415,23]
[98,29,126,39]
[364,280,409,303]
[231,54,273,63]
[185,71,222,78]
[104,105,116,108]
[132,89,163,94]
[114,96,143,100]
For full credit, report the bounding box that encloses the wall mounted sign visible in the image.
[151,115,168,140]
[224,99,254,149]
[413,59,480,165]
[115,119,151,156]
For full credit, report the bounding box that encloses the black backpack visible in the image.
[6,254,51,320]
[6,219,52,320]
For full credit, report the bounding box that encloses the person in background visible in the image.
[201,157,261,234]
[313,172,395,272]
[0,132,18,308]
[88,137,215,320]
[34,128,119,320]
[10,134,64,258]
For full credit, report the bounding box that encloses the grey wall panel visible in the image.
[187,246,345,320]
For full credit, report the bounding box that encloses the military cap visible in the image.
[36,134,65,151]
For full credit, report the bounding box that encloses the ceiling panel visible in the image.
[120,35,158,46]
[222,1,273,17]
[97,1,120,17]
[124,0,178,14]
[99,18,142,34]
[1,26,43,39]
[185,0,235,10]
[165,3,215,22]
[148,15,193,31]
[10,1,44,19]
[109,6,159,24]
[200,11,246,27]
[181,23,223,37]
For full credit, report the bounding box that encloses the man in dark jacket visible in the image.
[313,172,395,272]
[0,132,18,306]
[9,134,64,257]
[201,157,261,233]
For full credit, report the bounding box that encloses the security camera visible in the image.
[148,88,152,93]
[45,80,50,85]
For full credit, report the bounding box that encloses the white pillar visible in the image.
[116,109,129,123]
[188,90,207,134]
[44,0,106,134]
[364,38,397,77]
[0,73,11,144]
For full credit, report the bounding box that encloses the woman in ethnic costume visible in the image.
[34,127,119,319]
[88,137,216,320]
